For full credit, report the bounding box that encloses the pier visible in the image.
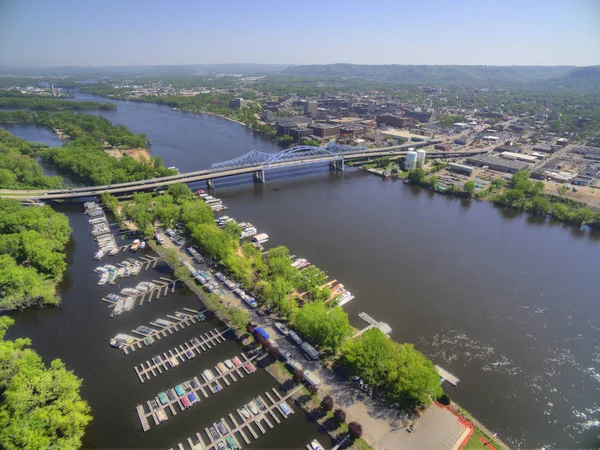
[137,353,260,430]
[168,386,301,449]
[134,328,230,383]
[116,308,206,355]
[102,278,178,313]
[358,312,392,336]
[436,365,460,386]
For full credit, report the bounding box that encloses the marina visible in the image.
[102,278,178,313]
[137,353,259,430]
[85,202,118,258]
[134,328,230,383]
[110,307,207,354]
[168,386,301,449]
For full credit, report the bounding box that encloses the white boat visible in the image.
[252,233,269,244]
[94,266,108,274]
[336,291,355,307]
[117,267,125,278]
[112,298,125,316]
[98,273,109,285]
[93,249,106,260]
[124,296,135,311]
[121,287,139,296]
[136,282,149,292]
[311,440,323,450]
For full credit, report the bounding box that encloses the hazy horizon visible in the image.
[1,0,599,68]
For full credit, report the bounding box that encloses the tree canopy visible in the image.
[0,200,71,310]
[340,328,442,406]
[0,317,92,449]
[295,302,352,352]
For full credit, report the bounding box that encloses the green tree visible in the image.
[295,265,328,301]
[167,183,193,203]
[407,168,426,184]
[530,196,552,215]
[295,302,351,352]
[427,175,438,189]
[0,319,92,449]
[557,185,568,196]
[463,181,476,197]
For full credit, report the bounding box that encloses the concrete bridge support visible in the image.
[207,179,214,189]
[331,158,345,171]
[253,169,265,183]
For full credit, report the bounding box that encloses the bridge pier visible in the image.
[331,158,344,171]
[207,179,214,190]
[253,169,265,183]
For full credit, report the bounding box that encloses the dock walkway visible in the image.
[138,353,259,430]
[435,365,460,386]
[119,308,205,355]
[134,328,230,383]
[102,278,178,313]
[169,386,301,449]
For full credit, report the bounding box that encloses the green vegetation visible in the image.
[0,129,62,189]
[0,199,71,310]
[492,170,600,226]
[0,110,147,148]
[340,328,442,407]
[0,316,92,449]
[295,302,352,353]
[438,115,467,127]
[463,427,503,450]
[0,91,115,111]
[0,110,176,186]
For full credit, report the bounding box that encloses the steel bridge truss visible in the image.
[210,142,366,171]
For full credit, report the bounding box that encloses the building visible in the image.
[416,149,426,166]
[309,124,340,138]
[532,144,553,154]
[403,110,432,123]
[376,115,416,128]
[405,150,418,170]
[288,126,312,141]
[264,109,275,122]
[276,123,295,137]
[499,151,538,163]
[494,144,519,153]
[466,155,527,173]
[434,144,450,152]
[304,101,317,115]
[229,98,247,109]
[449,163,474,175]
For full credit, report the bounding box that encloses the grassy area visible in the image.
[463,427,503,450]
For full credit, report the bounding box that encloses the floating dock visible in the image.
[102,278,178,314]
[358,312,392,335]
[138,353,259,431]
[435,365,460,386]
[116,308,205,355]
[134,328,229,383]
[168,386,301,449]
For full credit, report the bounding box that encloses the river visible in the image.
[4,94,600,449]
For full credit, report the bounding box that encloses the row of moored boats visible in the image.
[198,190,228,212]
[85,202,118,259]
[95,259,142,285]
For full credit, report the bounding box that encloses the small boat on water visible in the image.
[93,249,106,260]
[279,402,292,416]
[311,440,324,450]
[240,407,251,420]
[121,287,139,296]
[94,266,108,274]
[130,239,141,252]
[112,298,125,316]
[98,273,109,285]
[124,296,135,311]
[106,293,121,302]
[117,267,125,278]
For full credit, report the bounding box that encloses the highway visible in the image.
[0,147,490,201]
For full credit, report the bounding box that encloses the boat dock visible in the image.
[138,353,259,430]
[118,308,206,355]
[136,404,151,432]
[102,278,178,313]
[134,328,230,383]
[435,365,460,386]
[358,312,392,336]
[168,386,301,449]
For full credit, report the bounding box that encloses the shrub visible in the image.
[246,324,255,334]
[293,369,305,382]
[333,408,346,424]
[268,346,280,360]
[308,385,319,395]
[321,395,334,411]
[438,393,451,405]
[348,421,363,439]
[262,341,273,351]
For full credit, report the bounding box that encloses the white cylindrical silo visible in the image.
[416,149,426,166]
[405,151,418,170]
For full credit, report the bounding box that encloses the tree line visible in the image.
[0,199,71,311]
[0,91,115,111]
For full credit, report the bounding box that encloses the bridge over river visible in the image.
[1,142,488,201]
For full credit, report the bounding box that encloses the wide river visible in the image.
[4,94,600,449]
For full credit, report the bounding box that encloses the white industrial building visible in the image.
[416,149,426,166]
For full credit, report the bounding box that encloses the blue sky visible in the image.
[1,0,599,67]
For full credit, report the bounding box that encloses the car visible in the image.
[257,309,266,316]
[274,322,289,335]
[279,349,292,361]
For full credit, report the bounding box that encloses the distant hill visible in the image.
[0,64,287,77]
[281,64,597,86]
[550,66,600,87]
